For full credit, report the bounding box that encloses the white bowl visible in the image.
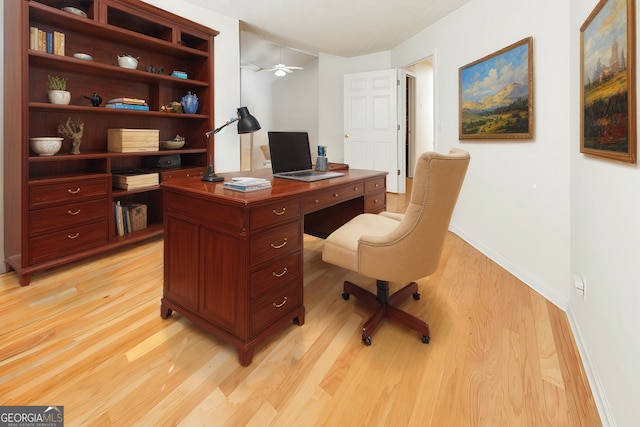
[117,56,138,69]
[30,137,63,156]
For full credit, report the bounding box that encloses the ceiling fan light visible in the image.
[275,69,286,77]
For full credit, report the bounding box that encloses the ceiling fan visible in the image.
[242,47,303,76]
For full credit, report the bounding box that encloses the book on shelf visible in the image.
[105,103,150,111]
[112,170,159,190]
[114,201,125,236]
[222,177,272,192]
[107,97,147,105]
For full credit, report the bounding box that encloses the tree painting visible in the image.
[459,37,533,139]
[581,0,636,163]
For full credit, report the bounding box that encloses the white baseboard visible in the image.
[566,302,615,426]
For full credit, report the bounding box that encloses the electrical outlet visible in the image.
[573,274,587,300]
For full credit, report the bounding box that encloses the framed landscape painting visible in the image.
[459,37,534,140]
[581,0,636,163]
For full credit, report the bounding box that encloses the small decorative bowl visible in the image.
[160,139,186,150]
[30,137,63,156]
[117,55,139,69]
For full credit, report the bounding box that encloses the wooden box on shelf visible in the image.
[112,170,160,190]
[108,129,160,153]
[129,203,148,232]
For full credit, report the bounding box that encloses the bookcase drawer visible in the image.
[29,222,109,264]
[29,178,109,209]
[29,198,109,237]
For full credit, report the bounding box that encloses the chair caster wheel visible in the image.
[422,335,430,344]
[413,292,421,300]
[363,336,372,346]
[342,292,350,300]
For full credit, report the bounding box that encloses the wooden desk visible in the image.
[160,169,387,365]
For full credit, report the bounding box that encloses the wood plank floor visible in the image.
[0,188,601,426]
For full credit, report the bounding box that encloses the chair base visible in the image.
[343,280,431,345]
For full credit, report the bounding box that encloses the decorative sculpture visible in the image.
[58,117,85,154]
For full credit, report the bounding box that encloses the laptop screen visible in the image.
[268,131,313,173]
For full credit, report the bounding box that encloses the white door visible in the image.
[344,69,406,193]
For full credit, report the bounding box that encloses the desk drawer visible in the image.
[365,177,385,194]
[249,199,301,231]
[29,199,109,236]
[29,178,109,209]
[250,222,301,267]
[250,278,301,337]
[29,222,109,264]
[304,183,364,213]
[250,252,301,298]
[365,191,386,213]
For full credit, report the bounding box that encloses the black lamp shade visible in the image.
[236,107,261,134]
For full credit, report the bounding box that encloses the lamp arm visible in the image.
[205,116,239,138]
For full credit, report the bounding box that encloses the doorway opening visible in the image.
[404,57,434,180]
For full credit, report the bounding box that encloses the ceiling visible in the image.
[183,0,470,72]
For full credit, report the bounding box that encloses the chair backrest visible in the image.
[358,149,470,283]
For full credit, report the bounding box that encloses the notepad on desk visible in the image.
[222,177,272,192]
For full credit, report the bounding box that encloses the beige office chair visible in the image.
[322,149,470,345]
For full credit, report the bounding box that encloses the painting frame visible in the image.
[459,37,534,140]
[580,0,636,163]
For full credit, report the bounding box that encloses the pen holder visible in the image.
[316,156,329,171]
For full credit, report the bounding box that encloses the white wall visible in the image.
[388,0,638,424]
[392,0,572,308]
[569,1,640,425]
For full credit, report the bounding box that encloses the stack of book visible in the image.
[30,26,65,55]
[222,177,272,192]
[112,170,159,190]
[106,97,149,111]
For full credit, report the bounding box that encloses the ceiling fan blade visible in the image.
[241,63,263,72]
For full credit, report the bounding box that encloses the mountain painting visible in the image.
[580,0,636,163]
[459,37,533,139]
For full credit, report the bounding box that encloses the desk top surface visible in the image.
[161,168,387,205]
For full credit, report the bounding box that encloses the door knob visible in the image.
[344,133,349,138]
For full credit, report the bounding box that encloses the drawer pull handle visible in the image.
[272,267,288,278]
[314,199,320,204]
[353,187,358,191]
[273,207,286,216]
[333,193,339,197]
[270,238,288,249]
[375,183,380,188]
[68,188,81,194]
[272,296,288,308]
[374,199,379,203]
[67,233,80,240]
[68,209,81,216]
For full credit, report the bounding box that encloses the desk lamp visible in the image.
[202,106,261,182]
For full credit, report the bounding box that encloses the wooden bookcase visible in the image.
[3,0,218,285]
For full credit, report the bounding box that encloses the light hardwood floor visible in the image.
[0,187,601,426]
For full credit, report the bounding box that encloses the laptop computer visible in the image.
[268,131,345,182]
